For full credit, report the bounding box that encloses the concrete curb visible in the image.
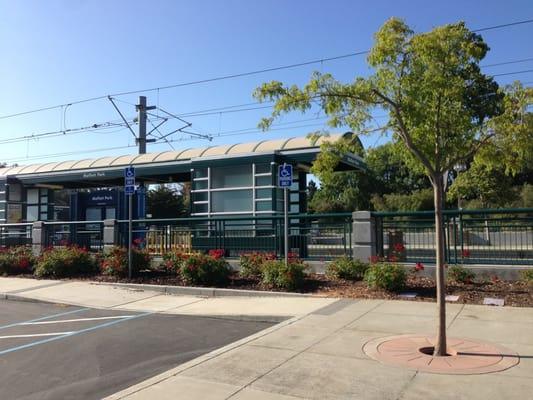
[89,281,319,298]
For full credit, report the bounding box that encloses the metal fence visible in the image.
[373,208,533,265]
[43,221,104,251]
[116,213,353,260]
[0,223,33,247]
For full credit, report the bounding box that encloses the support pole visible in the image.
[128,194,133,279]
[137,96,147,154]
[284,187,289,266]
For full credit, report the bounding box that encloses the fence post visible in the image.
[103,219,118,253]
[32,221,46,256]
[352,211,376,262]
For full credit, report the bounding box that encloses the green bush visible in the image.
[161,249,189,274]
[326,257,369,280]
[364,263,407,291]
[35,245,97,278]
[520,269,533,285]
[0,246,35,275]
[181,253,231,286]
[100,246,151,277]
[239,252,276,278]
[447,265,475,284]
[261,260,307,291]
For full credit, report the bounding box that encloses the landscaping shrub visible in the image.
[180,253,231,286]
[100,246,151,277]
[261,259,307,291]
[34,245,97,278]
[364,263,407,291]
[0,246,35,275]
[326,257,369,280]
[239,252,276,278]
[447,265,475,284]
[161,249,189,274]
[520,269,533,285]
[208,249,225,259]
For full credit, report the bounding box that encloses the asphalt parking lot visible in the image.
[0,299,273,400]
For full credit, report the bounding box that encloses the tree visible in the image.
[448,162,516,208]
[146,184,187,219]
[254,18,531,356]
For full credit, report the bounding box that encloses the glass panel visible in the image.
[27,189,39,204]
[211,190,252,212]
[255,188,272,199]
[256,201,273,211]
[106,207,116,220]
[27,205,39,221]
[211,165,252,188]
[193,203,208,213]
[255,176,272,186]
[255,163,271,174]
[0,183,5,191]
[86,207,101,221]
[193,168,208,178]
[192,192,208,202]
[193,180,208,190]
[290,203,299,213]
[290,192,300,202]
[8,184,21,201]
[0,192,5,201]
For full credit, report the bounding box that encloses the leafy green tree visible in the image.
[448,163,516,208]
[146,184,187,219]
[365,142,430,196]
[254,18,531,356]
[371,188,434,212]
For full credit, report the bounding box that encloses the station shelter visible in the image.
[0,132,364,253]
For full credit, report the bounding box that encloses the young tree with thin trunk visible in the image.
[254,18,531,356]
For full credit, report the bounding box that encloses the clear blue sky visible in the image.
[0,0,532,166]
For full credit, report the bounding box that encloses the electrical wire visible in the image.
[1,18,532,121]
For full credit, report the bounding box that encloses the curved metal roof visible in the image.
[0,133,346,177]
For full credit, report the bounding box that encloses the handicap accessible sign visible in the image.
[278,164,293,188]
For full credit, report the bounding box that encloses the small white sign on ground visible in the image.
[398,292,417,299]
[445,295,460,302]
[483,297,505,306]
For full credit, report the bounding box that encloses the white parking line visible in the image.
[19,315,135,325]
[0,332,74,339]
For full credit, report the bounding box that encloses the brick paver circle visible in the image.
[362,334,519,374]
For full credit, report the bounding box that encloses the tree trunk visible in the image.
[432,174,448,356]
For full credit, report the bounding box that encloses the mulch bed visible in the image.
[57,271,533,308]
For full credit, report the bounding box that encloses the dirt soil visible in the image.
[63,271,533,308]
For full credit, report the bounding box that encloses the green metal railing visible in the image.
[116,213,353,260]
[373,208,533,265]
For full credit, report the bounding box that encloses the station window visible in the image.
[211,190,252,212]
[211,165,252,188]
[255,163,271,174]
[255,175,272,186]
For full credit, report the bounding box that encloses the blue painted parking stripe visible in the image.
[0,307,89,331]
[0,311,153,356]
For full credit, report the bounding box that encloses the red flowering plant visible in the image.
[100,245,151,277]
[0,246,35,275]
[413,262,425,272]
[461,249,471,258]
[161,249,189,274]
[180,253,231,286]
[239,251,276,278]
[208,249,225,259]
[34,245,96,278]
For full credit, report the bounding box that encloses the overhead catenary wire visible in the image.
[0,18,532,122]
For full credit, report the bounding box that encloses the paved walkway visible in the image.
[1,277,532,400]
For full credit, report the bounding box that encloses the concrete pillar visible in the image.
[103,219,118,253]
[32,221,46,256]
[352,211,376,262]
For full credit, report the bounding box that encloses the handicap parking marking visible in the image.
[0,311,153,356]
[0,331,75,339]
[0,307,89,332]
[19,315,136,325]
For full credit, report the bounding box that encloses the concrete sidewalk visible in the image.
[1,277,532,399]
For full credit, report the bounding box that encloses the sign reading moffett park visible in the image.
[278,163,293,188]
[124,167,135,195]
